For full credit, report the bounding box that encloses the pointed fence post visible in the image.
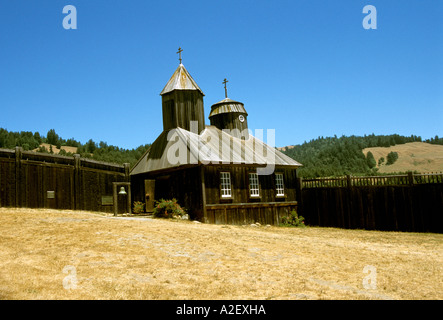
[113,182,120,216]
[407,171,414,186]
[73,154,81,210]
[15,147,23,207]
[346,174,352,188]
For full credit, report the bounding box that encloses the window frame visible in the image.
[220,171,232,199]
[275,173,285,197]
[248,172,261,198]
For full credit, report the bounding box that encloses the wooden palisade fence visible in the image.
[2,146,442,233]
[298,172,443,233]
[0,147,130,213]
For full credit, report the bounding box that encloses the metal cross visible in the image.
[177,47,183,64]
[222,78,228,98]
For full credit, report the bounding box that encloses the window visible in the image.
[220,172,232,198]
[275,173,284,196]
[249,173,260,197]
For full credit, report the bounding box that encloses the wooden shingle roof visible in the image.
[160,64,204,96]
[130,126,302,175]
[209,98,248,118]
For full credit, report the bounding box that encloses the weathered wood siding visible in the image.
[131,164,299,225]
[162,90,205,133]
[0,148,129,213]
[131,166,204,220]
[209,112,249,139]
[0,149,16,207]
[203,165,299,225]
[300,174,443,233]
[205,202,298,225]
[203,165,297,204]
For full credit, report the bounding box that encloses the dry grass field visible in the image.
[0,208,441,300]
[33,143,78,154]
[363,142,443,173]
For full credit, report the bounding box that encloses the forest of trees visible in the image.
[281,134,440,178]
[0,128,150,168]
[1,128,442,175]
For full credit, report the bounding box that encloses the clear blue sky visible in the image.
[0,0,442,149]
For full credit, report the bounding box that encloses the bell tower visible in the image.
[159,48,205,134]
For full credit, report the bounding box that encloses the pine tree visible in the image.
[46,129,59,146]
[366,151,376,169]
[86,139,97,153]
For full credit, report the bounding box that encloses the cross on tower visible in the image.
[222,78,229,98]
[177,47,183,64]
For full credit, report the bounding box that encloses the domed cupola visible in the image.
[208,79,249,140]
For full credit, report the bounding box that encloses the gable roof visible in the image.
[130,126,302,176]
[160,64,204,96]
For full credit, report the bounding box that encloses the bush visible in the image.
[132,201,145,214]
[281,210,306,227]
[386,151,399,165]
[153,198,186,219]
[378,157,385,166]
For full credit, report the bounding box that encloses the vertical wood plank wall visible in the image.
[203,165,297,204]
[130,164,299,225]
[162,90,205,134]
[299,175,443,233]
[131,166,204,220]
[203,165,299,225]
[0,148,129,213]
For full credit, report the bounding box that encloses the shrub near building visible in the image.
[153,199,187,219]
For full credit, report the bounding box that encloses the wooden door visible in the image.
[144,179,155,212]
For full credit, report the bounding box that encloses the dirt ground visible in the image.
[0,208,441,300]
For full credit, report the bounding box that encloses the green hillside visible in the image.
[0,128,150,168]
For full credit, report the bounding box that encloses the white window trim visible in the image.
[275,173,285,197]
[249,172,260,197]
[220,172,232,198]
